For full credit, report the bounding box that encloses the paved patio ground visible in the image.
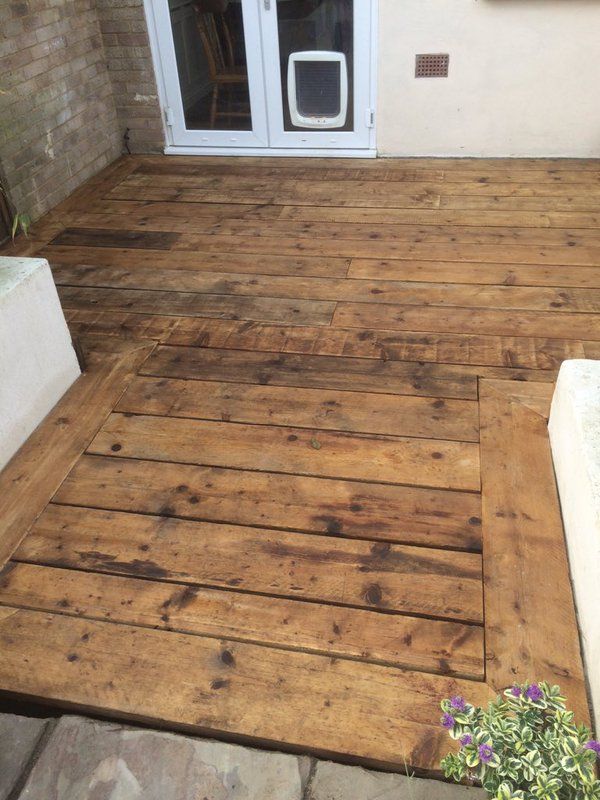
[2,711,486,800]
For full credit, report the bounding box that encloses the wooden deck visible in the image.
[0,155,595,773]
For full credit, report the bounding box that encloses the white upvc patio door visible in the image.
[148,0,375,153]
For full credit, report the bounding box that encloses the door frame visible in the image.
[149,0,269,148]
[143,0,378,157]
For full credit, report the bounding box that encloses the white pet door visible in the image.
[287,51,348,129]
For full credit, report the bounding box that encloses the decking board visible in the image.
[16,504,484,622]
[115,376,480,442]
[87,412,481,491]
[0,153,592,773]
[53,455,482,550]
[0,562,485,678]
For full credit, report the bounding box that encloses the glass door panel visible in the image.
[153,0,268,147]
[277,0,353,132]
[170,0,251,130]
[260,0,372,148]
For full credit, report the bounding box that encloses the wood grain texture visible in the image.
[0,562,485,678]
[479,381,589,724]
[141,344,556,394]
[0,340,153,568]
[53,455,483,550]
[41,244,351,278]
[0,606,493,771]
[141,344,479,399]
[58,286,336,327]
[62,312,589,369]
[53,211,600,247]
[333,302,600,340]
[348,259,600,289]
[50,227,180,250]
[52,264,600,312]
[1,153,596,772]
[16,504,484,622]
[88,413,481,491]
[115,376,480,442]
[51,195,600,231]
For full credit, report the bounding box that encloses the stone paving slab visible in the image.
[0,714,48,800]
[16,716,311,800]
[307,760,487,800]
[5,712,489,800]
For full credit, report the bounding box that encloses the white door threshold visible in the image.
[164,145,377,158]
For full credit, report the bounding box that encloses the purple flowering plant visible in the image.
[440,682,600,799]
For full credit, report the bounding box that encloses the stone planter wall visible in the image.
[0,257,80,470]
[549,360,600,732]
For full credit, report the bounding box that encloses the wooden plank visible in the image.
[131,153,599,172]
[0,606,492,771]
[116,376,480,442]
[78,198,600,231]
[56,212,600,247]
[120,171,600,199]
[142,344,557,393]
[57,286,336,327]
[0,340,154,568]
[50,228,180,250]
[84,198,285,221]
[333,302,600,341]
[132,158,600,184]
[438,195,600,213]
[47,242,600,292]
[40,245,352,278]
[141,345,479,400]
[348,259,600,289]
[54,455,483,550]
[65,309,184,342]
[88,413,481,492]
[16,504,484,623]
[479,381,589,724]
[52,265,600,313]
[63,312,588,370]
[133,161,447,183]
[280,205,600,230]
[135,230,600,268]
[107,178,443,210]
[162,320,581,371]
[0,562,485,678]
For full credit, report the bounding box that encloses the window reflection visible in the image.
[169,0,252,131]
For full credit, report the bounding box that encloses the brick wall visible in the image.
[0,0,123,221]
[97,0,165,155]
[0,0,166,223]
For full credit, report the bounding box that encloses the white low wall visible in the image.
[377,0,600,157]
[549,360,600,733]
[0,257,81,470]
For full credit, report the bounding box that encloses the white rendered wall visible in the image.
[549,360,600,733]
[0,257,80,470]
[377,0,600,157]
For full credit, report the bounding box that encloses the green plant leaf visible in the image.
[439,682,598,799]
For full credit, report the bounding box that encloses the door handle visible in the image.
[264,0,271,9]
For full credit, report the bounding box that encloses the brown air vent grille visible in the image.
[415,53,450,78]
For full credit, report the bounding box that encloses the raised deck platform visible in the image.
[0,155,593,773]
